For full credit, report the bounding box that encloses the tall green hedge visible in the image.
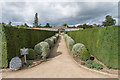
[0,25,8,68]
[1,25,57,68]
[66,26,118,69]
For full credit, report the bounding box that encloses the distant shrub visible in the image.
[27,49,36,60]
[72,43,86,56]
[80,49,90,61]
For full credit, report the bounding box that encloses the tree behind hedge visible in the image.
[102,15,116,27]
[33,13,38,27]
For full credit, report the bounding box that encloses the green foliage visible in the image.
[66,26,118,69]
[80,49,90,61]
[33,13,38,27]
[48,38,54,47]
[87,60,93,64]
[27,49,36,60]
[44,38,53,48]
[92,62,103,70]
[64,34,75,51]
[39,42,50,59]
[63,24,68,27]
[2,25,57,68]
[0,24,8,68]
[66,37,75,51]
[72,43,86,57]
[102,15,116,27]
[87,61,103,70]
[51,36,57,44]
[87,64,94,68]
[24,61,32,67]
[55,34,59,39]
[44,23,50,28]
[77,24,93,29]
[34,43,42,56]
[81,62,85,65]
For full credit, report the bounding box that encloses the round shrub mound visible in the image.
[39,42,50,59]
[80,49,90,61]
[55,34,59,39]
[49,38,54,47]
[51,36,57,43]
[72,43,86,56]
[44,38,54,48]
[34,43,42,56]
[66,37,75,51]
[64,34,69,40]
[27,48,36,60]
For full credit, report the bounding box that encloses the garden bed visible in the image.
[71,54,118,75]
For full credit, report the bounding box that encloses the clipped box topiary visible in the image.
[51,36,57,43]
[48,38,54,47]
[64,34,69,40]
[66,37,75,51]
[34,43,42,57]
[44,38,53,48]
[55,34,59,39]
[27,48,36,60]
[40,42,50,59]
[72,43,86,56]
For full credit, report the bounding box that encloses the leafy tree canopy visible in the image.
[102,15,116,27]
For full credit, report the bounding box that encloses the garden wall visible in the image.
[1,25,57,68]
[66,26,118,69]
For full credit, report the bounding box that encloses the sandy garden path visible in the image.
[2,34,118,78]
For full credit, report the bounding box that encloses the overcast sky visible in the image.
[0,1,118,26]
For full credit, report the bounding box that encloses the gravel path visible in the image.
[2,34,118,78]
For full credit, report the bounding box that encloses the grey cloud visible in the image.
[1,2,118,26]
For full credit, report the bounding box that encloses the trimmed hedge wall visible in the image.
[0,25,8,68]
[1,25,57,68]
[66,26,118,69]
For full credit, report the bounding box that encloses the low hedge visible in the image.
[1,25,57,68]
[66,26,118,69]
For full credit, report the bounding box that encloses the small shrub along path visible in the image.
[2,34,117,78]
